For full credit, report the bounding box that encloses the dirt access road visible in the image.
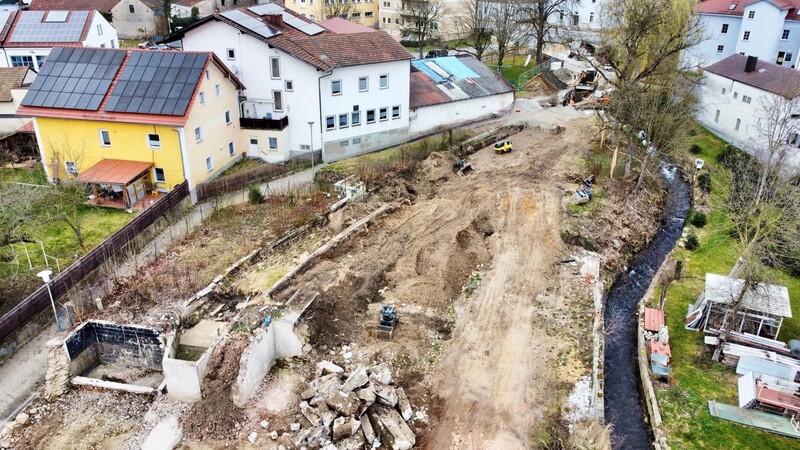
[276,117,592,449]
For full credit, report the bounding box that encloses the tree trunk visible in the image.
[625,143,633,176]
[636,154,650,188]
[536,31,545,65]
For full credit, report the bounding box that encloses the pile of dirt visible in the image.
[523,75,557,97]
[416,151,458,184]
[180,335,249,440]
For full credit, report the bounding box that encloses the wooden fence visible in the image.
[196,152,320,202]
[0,181,190,344]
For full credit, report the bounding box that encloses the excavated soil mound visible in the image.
[416,151,457,184]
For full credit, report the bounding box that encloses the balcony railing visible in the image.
[239,116,289,131]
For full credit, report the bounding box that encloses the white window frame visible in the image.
[270,56,281,79]
[359,76,368,92]
[99,130,111,146]
[379,74,389,89]
[379,107,388,121]
[225,110,232,125]
[743,31,750,41]
[97,24,103,35]
[747,10,755,19]
[64,161,77,176]
[339,113,349,128]
[226,48,236,60]
[199,91,206,105]
[716,45,724,54]
[273,90,283,112]
[146,133,161,149]
[153,167,166,183]
[195,127,203,142]
[285,80,294,91]
[367,109,376,123]
[352,110,361,126]
[326,115,336,130]
[782,30,790,40]
[206,156,213,172]
[392,105,400,119]
[721,24,728,34]
[269,137,278,150]
[215,84,221,96]
[228,141,235,156]
[332,80,342,95]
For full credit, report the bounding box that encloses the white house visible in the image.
[0,66,33,133]
[110,0,167,39]
[171,0,216,19]
[165,3,414,163]
[698,54,800,164]
[0,10,118,72]
[686,0,800,68]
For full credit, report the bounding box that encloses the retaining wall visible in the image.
[161,332,214,403]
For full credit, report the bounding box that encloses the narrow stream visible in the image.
[604,166,691,449]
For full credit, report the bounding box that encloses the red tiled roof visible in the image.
[0,10,97,48]
[705,54,800,98]
[320,17,378,34]
[76,159,153,185]
[0,67,28,102]
[409,71,449,108]
[28,0,120,14]
[16,121,34,133]
[644,307,665,332]
[696,0,800,19]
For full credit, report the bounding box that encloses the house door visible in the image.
[249,137,260,158]
[777,51,786,65]
[572,14,579,26]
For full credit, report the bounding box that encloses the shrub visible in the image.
[689,144,702,154]
[697,172,712,193]
[691,211,707,228]
[685,233,700,251]
[248,184,264,204]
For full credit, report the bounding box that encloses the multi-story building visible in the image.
[165,3,413,163]
[378,0,455,42]
[283,0,380,28]
[686,0,800,68]
[0,9,118,72]
[18,47,246,205]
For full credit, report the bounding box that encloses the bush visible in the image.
[248,184,264,204]
[685,233,700,251]
[689,144,702,154]
[697,172,712,193]
[690,211,707,228]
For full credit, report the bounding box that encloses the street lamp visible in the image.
[308,121,315,171]
[36,269,61,331]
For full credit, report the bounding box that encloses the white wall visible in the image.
[161,332,213,403]
[685,15,742,68]
[409,92,514,136]
[83,11,119,49]
[698,71,768,150]
[0,87,31,133]
[112,0,159,39]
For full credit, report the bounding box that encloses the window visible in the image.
[215,84,221,96]
[722,88,726,95]
[340,140,349,147]
[228,141,235,156]
[99,130,111,146]
[787,53,794,62]
[387,18,392,24]
[270,57,281,78]
[743,31,750,41]
[589,12,594,23]
[199,91,206,104]
[379,74,389,89]
[300,144,310,150]
[431,22,438,31]
[195,127,203,142]
[352,137,362,145]
[64,161,77,176]
[352,110,361,126]
[285,80,294,91]
[154,167,166,183]
[721,24,728,34]
[225,110,232,124]
[747,11,755,19]
[227,48,236,60]
[392,105,400,119]
[714,110,720,122]
[269,137,278,150]
[36,55,46,69]
[10,55,33,68]
[129,4,135,13]
[733,92,739,99]
[97,24,103,35]
[782,30,790,40]
[339,114,348,128]
[359,76,368,92]
[205,70,210,79]
[206,156,213,172]
[332,80,342,95]
[379,107,388,121]
[367,109,376,123]
[147,133,161,148]
[273,91,283,111]
[717,45,724,54]
[353,12,361,18]
[326,116,335,130]
[735,118,741,131]
[365,11,373,17]
[742,95,752,104]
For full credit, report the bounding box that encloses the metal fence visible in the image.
[515,57,564,91]
[0,181,190,344]
[195,152,320,202]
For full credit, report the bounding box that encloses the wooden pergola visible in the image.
[76,159,154,209]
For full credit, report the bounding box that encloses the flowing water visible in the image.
[604,166,691,449]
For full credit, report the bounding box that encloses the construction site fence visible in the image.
[515,57,564,91]
[0,181,190,348]
[195,152,320,202]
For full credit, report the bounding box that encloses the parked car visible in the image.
[425,49,449,58]
[494,140,513,154]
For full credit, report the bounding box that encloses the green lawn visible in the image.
[654,126,799,449]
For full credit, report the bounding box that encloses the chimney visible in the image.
[745,55,758,73]
[265,13,284,28]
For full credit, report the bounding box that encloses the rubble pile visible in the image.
[276,362,416,450]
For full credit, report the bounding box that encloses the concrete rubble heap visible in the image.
[279,361,416,450]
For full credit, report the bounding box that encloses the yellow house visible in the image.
[284,0,379,28]
[18,47,245,208]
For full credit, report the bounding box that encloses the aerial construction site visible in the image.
[1,109,636,449]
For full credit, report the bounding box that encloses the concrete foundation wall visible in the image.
[68,342,98,376]
[162,332,214,403]
[64,321,164,373]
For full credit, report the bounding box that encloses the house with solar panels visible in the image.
[17,47,245,209]
[163,3,413,163]
[0,9,117,73]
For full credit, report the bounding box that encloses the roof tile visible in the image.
[705,54,800,98]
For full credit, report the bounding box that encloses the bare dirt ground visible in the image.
[271,120,595,448]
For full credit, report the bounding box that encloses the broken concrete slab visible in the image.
[300,401,322,427]
[397,388,413,421]
[369,363,392,385]
[341,365,369,392]
[332,416,361,441]
[301,385,316,400]
[367,404,416,450]
[372,381,398,407]
[325,390,361,417]
[317,360,344,377]
[141,416,182,450]
[360,413,377,444]
[338,428,367,449]
[356,386,377,404]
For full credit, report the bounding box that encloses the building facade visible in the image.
[283,0,380,28]
[110,0,166,39]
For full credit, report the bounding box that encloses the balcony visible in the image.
[239,115,289,131]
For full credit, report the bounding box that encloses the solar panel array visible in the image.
[9,11,90,43]
[105,52,208,116]
[221,9,280,39]
[21,47,124,111]
[248,4,325,35]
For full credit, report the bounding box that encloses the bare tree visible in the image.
[41,180,90,249]
[490,0,526,68]
[519,0,570,65]
[455,0,493,60]
[0,181,43,248]
[316,0,356,21]
[400,0,445,59]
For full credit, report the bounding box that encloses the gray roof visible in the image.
[705,54,800,98]
[409,55,513,109]
[704,273,792,317]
